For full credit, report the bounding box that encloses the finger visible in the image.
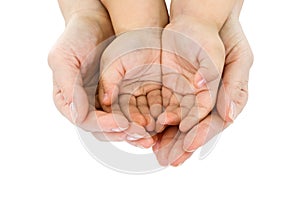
[217,30,253,122]
[155,92,182,132]
[147,89,163,119]
[156,93,182,126]
[152,133,163,153]
[125,122,154,148]
[99,59,124,107]
[162,86,172,108]
[92,132,127,141]
[119,94,147,127]
[193,64,221,90]
[154,126,180,166]
[183,112,227,152]
[155,106,180,133]
[79,111,130,133]
[170,152,193,167]
[179,91,214,133]
[50,62,89,125]
[137,95,155,132]
[168,132,193,166]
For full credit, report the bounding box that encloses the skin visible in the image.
[98,0,168,146]
[156,15,225,134]
[156,0,237,134]
[48,0,152,146]
[50,0,253,165]
[153,0,254,166]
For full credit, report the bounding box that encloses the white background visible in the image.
[0,0,299,199]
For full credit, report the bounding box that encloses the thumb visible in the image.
[98,59,124,108]
[49,51,89,124]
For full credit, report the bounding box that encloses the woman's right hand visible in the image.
[48,6,136,141]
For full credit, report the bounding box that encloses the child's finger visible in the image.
[99,59,124,108]
[162,86,172,108]
[155,93,182,132]
[136,95,155,132]
[119,94,147,127]
[147,89,163,119]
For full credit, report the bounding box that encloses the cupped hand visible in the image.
[154,1,254,166]
[98,28,164,148]
[48,9,134,141]
[155,16,225,134]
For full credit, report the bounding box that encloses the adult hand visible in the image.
[48,6,133,141]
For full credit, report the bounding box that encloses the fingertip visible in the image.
[227,101,237,122]
[102,93,110,105]
[183,124,208,152]
[157,112,168,125]
[112,114,130,130]
[170,152,193,167]
[132,113,147,127]
[179,122,190,133]
[71,85,89,124]
[157,111,181,126]
[194,70,205,89]
[150,104,163,119]
[179,116,199,133]
[155,121,166,133]
[145,115,156,132]
[216,84,235,122]
[96,113,129,132]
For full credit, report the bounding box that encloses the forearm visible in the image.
[101,0,168,34]
[171,0,237,30]
[58,0,107,24]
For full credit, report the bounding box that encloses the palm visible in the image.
[60,17,113,103]
[157,17,225,133]
[154,10,253,166]
[99,29,163,133]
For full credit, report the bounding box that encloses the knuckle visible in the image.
[224,80,249,106]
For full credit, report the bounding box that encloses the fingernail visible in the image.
[103,93,109,102]
[185,149,196,153]
[136,144,146,149]
[111,127,128,132]
[228,101,237,121]
[70,102,78,123]
[126,134,144,141]
[197,79,206,89]
[173,162,184,167]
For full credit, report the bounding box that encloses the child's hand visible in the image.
[98,29,163,148]
[156,16,225,134]
[154,0,253,166]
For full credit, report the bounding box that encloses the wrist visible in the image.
[101,0,168,34]
[59,0,107,24]
[66,10,114,41]
[65,10,107,25]
[170,14,220,34]
[170,0,236,31]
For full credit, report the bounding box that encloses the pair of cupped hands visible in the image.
[48,0,253,166]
